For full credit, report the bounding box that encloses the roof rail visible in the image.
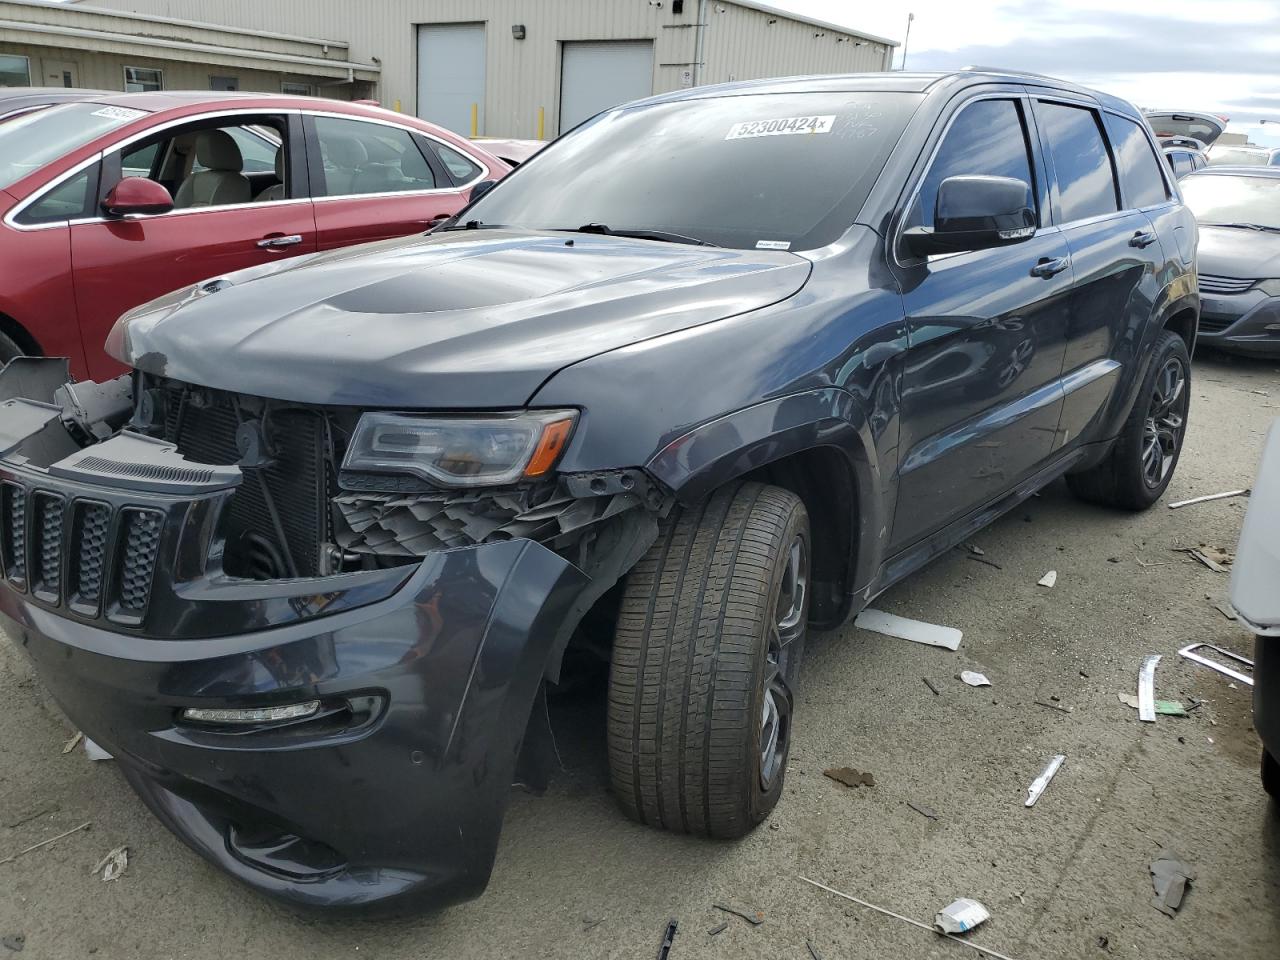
[959,65,1062,82]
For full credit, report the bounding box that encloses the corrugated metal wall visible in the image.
[86,0,894,137]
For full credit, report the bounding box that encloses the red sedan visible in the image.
[0,92,509,380]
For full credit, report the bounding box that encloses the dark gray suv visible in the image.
[0,69,1198,912]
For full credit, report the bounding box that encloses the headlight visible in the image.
[342,410,577,486]
[1256,279,1280,296]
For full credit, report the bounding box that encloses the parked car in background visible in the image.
[1144,109,1227,147]
[1180,166,1280,356]
[0,69,1198,913]
[1207,143,1280,167]
[471,136,546,166]
[0,92,509,378]
[1159,136,1208,178]
[0,86,106,123]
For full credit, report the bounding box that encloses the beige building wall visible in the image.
[84,0,894,137]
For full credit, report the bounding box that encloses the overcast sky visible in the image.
[767,0,1280,146]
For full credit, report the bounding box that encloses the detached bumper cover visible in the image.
[1,538,587,911]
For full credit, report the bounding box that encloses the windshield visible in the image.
[1207,145,1269,166]
[1181,174,1280,229]
[464,91,922,251]
[0,102,147,190]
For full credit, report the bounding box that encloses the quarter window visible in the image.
[1036,102,1119,223]
[16,168,94,225]
[1105,114,1170,207]
[124,66,163,93]
[312,116,437,196]
[0,54,30,87]
[907,98,1036,231]
[433,142,482,183]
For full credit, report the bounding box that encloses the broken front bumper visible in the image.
[1,538,587,911]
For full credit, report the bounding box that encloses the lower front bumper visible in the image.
[1198,293,1280,357]
[1,538,587,913]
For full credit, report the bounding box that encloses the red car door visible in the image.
[70,114,316,380]
[305,114,473,250]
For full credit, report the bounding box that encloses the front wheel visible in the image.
[1067,329,1190,510]
[1264,749,1280,802]
[607,481,809,839]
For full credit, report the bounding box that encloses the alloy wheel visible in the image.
[760,535,807,791]
[1142,356,1188,487]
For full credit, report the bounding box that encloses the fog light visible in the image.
[182,701,320,724]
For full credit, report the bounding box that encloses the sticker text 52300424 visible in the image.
[725,115,836,140]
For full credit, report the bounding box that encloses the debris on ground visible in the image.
[935,898,991,935]
[1213,599,1238,621]
[707,922,728,936]
[1118,693,1188,717]
[799,876,1023,960]
[60,731,82,755]
[4,806,58,830]
[1138,654,1162,723]
[1167,489,1249,509]
[966,543,986,556]
[83,739,113,762]
[581,916,605,931]
[1182,547,1232,573]
[922,677,941,696]
[854,609,962,651]
[961,670,991,687]
[823,767,876,789]
[0,821,91,865]
[712,903,764,925]
[1,935,23,953]
[1037,570,1058,588]
[969,554,1004,569]
[806,939,824,960]
[1150,852,1195,917]
[1024,755,1065,807]
[1178,643,1254,686]
[907,800,938,820]
[91,845,128,882]
[1034,699,1073,714]
[656,918,678,960]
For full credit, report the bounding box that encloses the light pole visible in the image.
[901,13,915,70]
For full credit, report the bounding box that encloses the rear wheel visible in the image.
[0,331,24,365]
[1067,329,1190,510]
[607,481,809,838]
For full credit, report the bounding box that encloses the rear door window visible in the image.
[312,115,437,197]
[907,98,1037,231]
[1035,101,1120,223]
[1104,113,1170,208]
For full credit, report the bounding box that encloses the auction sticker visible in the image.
[91,106,147,122]
[725,115,835,140]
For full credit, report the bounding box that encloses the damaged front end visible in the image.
[0,358,665,911]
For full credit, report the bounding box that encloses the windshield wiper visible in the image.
[1202,221,1280,233]
[556,223,714,246]
[438,219,506,232]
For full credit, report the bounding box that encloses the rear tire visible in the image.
[1067,329,1190,510]
[0,331,24,365]
[607,481,809,839]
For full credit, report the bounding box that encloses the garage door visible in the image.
[559,41,653,134]
[417,22,485,136]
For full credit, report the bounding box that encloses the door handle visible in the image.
[1129,230,1158,249]
[257,234,303,249]
[1030,256,1070,279]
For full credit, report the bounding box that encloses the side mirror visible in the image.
[101,177,174,218]
[468,179,497,203]
[903,175,1035,257]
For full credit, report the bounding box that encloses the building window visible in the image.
[210,75,239,91]
[0,54,31,88]
[124,66,163,93]
[282,81,314,96]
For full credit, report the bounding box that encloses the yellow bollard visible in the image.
[537,106,545,140]
[393,99,401,113]
[471,103,478,138]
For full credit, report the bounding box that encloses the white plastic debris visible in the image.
[1024,755,1065,807]
[854,610,961,651]
[1037,570,1057,588]
[92,845,128,882]
[934,898,991,935]
[1167,489,1248,509]
[83,738,113,762]
[960,671,991,687]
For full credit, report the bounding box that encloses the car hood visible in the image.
[1196,225,1280,279]
[115,230,810,407]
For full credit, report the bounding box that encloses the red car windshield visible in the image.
[0,101,147,191]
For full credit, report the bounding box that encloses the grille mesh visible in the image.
[1199,274,1255,296]
[118,510,162,611]
[73,502,110,608]
[3,482,26,586]
[33,494,64,599]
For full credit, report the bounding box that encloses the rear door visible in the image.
[891,93,1073,550]
[305,113,475,250]
[70,112,316,380]
[1031,99,1169,449]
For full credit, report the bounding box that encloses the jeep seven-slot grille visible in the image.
[0,483,164,621]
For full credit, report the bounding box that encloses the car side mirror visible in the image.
[469,179,497,202]
[903,175,1035,257]
[101,177,174,218]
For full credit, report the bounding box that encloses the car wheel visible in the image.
[1264,749,1280,802]
[0,331,23,365]
[1067,329,1190,510]
[607,481,809,839]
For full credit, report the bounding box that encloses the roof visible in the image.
[727,0,899,47]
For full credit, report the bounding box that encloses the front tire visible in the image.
[607,481,809,839]
[0,331,24,365]
[1067,329,1190,510]
[1264,749,1280,802]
